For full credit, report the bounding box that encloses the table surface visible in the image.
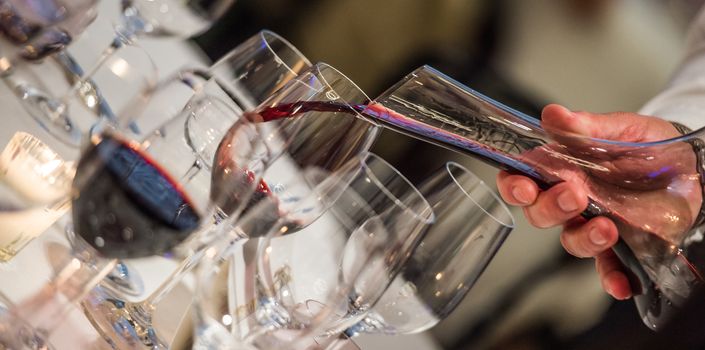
[0,2,442,349]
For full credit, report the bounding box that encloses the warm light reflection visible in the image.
[109,58,130,78]
[221,314,232,326]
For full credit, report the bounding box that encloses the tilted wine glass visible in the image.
[80,62,378,349]
[363,64,705,330]
[0,93,258,350]
[343,162,514,337]
[193,151,435,349]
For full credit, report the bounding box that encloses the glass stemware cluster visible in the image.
[0,3,523,348]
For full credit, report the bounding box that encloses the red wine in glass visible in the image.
[72,134,201,259]
[0,0,89,61]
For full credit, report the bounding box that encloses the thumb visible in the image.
[541,104,595,137]
[540,104,636,140]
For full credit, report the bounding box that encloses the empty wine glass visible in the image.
[10,43,158,146]
[207,30,312,112]
[0,94,254,350]
[343,162,514,337]
[56,0,235,100]
[193,151,435,349]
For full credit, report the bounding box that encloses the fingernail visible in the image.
[512,187,530,204]
[589,227,608,246]
[556,190,579,212]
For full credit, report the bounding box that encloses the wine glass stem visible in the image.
[58,38,120,105]
[123,232,248,348]
[140,248,206,312]
[181,159,204,182]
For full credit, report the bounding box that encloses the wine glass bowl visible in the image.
[344,162,514,337]
[70,99,225,259]
[208,30,312,111]
[8,42,158,148]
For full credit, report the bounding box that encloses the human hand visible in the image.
[496,104,701,300]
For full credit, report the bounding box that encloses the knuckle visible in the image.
[524,206,552,228]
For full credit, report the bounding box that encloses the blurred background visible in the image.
[192,0,702,349]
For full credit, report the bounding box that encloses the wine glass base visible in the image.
[101,262,146,298]
[81,286,167,350]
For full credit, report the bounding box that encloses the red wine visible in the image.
[255,99,703,329]
[0,0,40,44]
[0,0,94,61]
[210,117,273,217]
[72,134,201,259]
[19,28,71,61]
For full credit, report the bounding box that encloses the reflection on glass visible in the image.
[0,132,73,261]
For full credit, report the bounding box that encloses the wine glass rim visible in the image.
[446,162,515,228]
[359,152,435,224]
[260,29,313,74]
[313,63,381,127]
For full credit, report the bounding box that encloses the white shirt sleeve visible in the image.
[639,6,705,130]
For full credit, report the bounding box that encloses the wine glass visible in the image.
[10,43,158,147]
[90,29,310,297]
[60,71,215,298]
[0,0,106,146]
[343,161,514,337]
[54,0,235,99]
[193,151,435,349]
[0,94,254,350]
[80,62,379,349]
[367,65,705,330]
